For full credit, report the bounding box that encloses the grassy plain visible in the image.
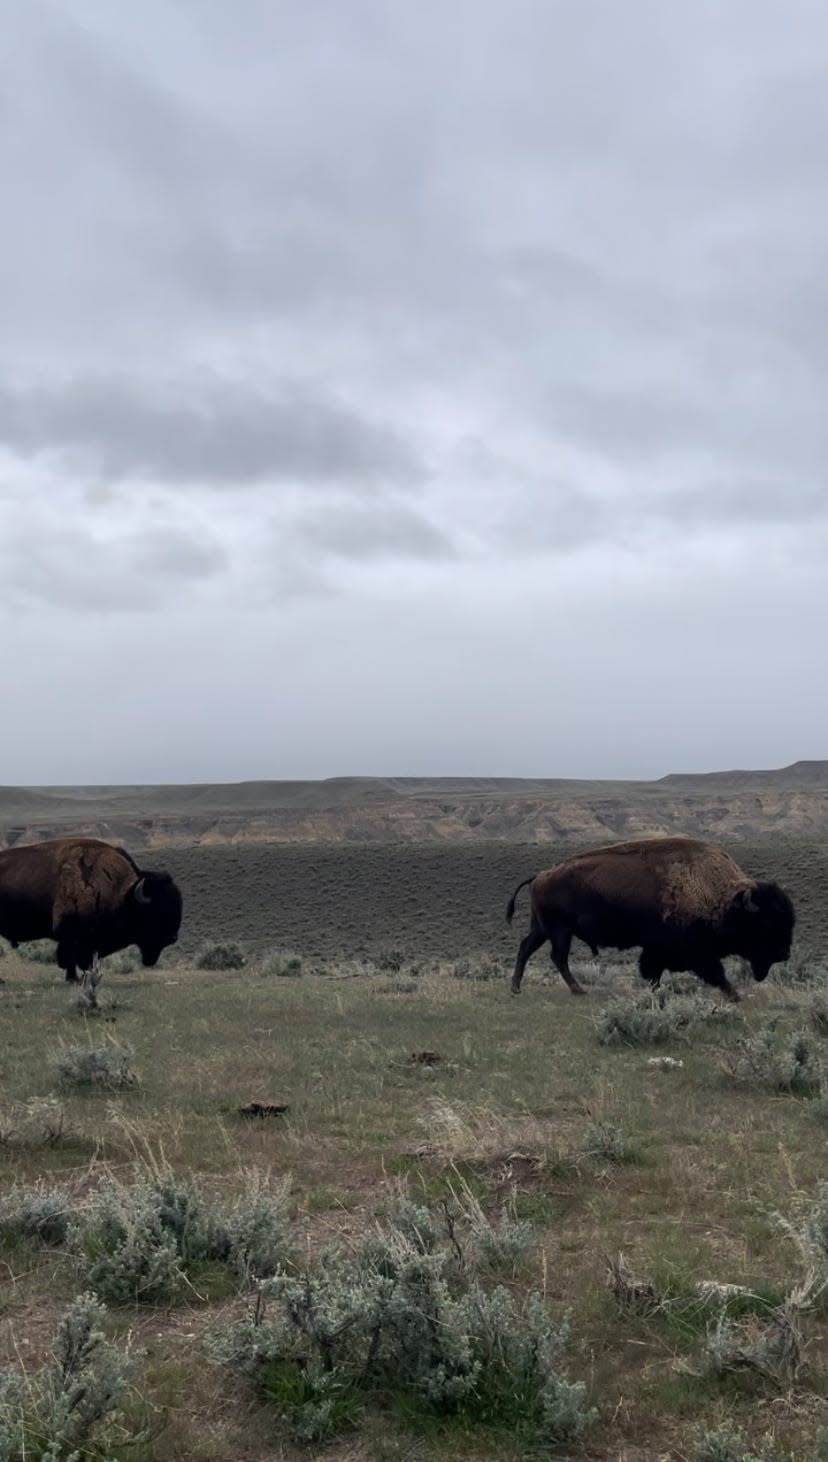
[1,838,828,1460]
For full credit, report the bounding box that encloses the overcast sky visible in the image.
[1,0,826,783]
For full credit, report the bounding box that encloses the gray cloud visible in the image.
[290,502,455,563]
[0,378,423,487]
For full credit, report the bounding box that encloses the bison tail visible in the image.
[506,876,535,925]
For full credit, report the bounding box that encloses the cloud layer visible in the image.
[0,0,825,778]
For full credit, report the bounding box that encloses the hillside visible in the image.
[0,761,826,847]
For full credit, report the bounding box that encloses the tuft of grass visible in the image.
[0,1096,70,1149]
[577,1118,639,1166]
[196,941,246,970]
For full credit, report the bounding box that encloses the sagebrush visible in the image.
[0,1292,137,1460]
[210,1202,593,1446]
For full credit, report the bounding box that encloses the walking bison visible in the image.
[507,836,794,1002]
[0,838,183,1003]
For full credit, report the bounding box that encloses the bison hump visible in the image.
[656,842,749,924]
[54,843,135,924]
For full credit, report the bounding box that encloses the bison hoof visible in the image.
[569,983,587,996]
[510,983,522,995]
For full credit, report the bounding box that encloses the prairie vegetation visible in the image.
[1,837,828,1459]
[158,835,828,961]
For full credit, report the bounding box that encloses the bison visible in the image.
[0,837,183,1003]
[507,836,794,1002]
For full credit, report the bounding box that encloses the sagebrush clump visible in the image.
[0,1292,137,1460]
[722,1024,823,1095]
[78,1169,291,1304]
[196,941,246,970]
[56,1042,136,1089]
[693,1423,768,1462]
[259,949,303,978]
[210,1204,593,1446]
[595,987,734,1047]
[0,1181,73,1247]
[17,939,57,964]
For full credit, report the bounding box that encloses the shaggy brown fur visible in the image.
[532,837,754,928]
[507,835,794,1001]
[0,837,182,998]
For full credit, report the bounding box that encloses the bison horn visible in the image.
[739,888,759,914]
[134,878,152,906]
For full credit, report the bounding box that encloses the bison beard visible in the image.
[506,836,794,1001]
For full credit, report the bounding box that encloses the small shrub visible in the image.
[224,1171,292,1283]
[446,953,506,982]
[80,1179,185,1305]
[101,950,138,975]
[375,946,413,973]
[810,993,828,1036]
[723,1025,823,1095]
[0,1182,73,1247]
[259,949,303,978]
[694,1423,766,1462]
[0,1292,137,1459]
[196,941,246,970]
[18,939,57,964]
[595,988,732,1047]
[56,1042,136,1089]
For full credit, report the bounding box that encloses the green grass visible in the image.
[2,882,828,1458]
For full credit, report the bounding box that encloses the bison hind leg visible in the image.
[544,921,585,996]
[510,916,546,994]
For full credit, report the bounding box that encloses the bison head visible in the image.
[728,880,795,981]
[131,870,183,966]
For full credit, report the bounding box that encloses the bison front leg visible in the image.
[57,942,79,984]
[696,958,740,1003]
[510,918,546,993]
[638,948,665,989]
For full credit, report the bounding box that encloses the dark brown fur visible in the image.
[507,836,795,1001]
[0,837,182,986]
